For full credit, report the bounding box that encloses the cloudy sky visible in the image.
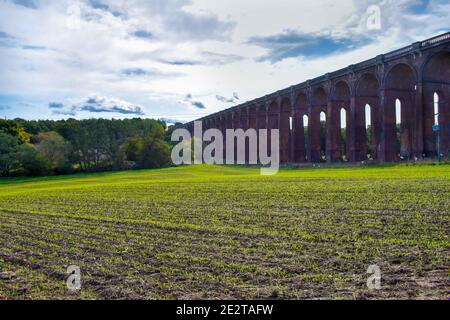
[0,0,448,123]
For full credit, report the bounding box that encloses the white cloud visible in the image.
[0,0,448,120]
[50,95,145,116]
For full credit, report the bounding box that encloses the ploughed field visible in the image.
[0,164,448,300]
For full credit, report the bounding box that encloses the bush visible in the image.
[138,136,172,169]
[34,131,71,173]
[17,144,52,177]
[0,132,21,176]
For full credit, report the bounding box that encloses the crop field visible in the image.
[0,164,448,300]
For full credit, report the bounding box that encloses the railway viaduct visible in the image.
[186,33,450,163]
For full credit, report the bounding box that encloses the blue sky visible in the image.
[0,0,448,123]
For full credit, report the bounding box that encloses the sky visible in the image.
[0,0,448,124]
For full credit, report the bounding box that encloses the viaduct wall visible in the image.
[186,33,450,163]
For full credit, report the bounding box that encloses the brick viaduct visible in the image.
[186,33,450,163]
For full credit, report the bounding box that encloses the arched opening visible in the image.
[434,92,440,126]
[268,101,279,158]
[210,118,218,159]
[385,63,417,161]
[257,105,267,164]
[235,112,240,129]
[226,113,233,129]
[293,93,308,163]
[219,115,226,163]
[311,87,328,162]
[248,106,257,129]
[258,105,267,130]
[232,111,241,162]
[303,115,309,161]
[356,73,380,161]
[268,101,279,129]
[433,92,442,160]
[365,104,373,160]
[395,99,403,159]
[240,110,248,130]
[239,109,249,163]
[280,99,291,163]
[422,52,449,158]
[332,81,351,162]
[225,112,234,162]
[340,108,347,161]
[320,111,327,161]
[248,106,258,164]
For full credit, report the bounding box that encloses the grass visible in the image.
[0,164,448,300]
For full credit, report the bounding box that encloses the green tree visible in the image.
[17,144,51,177]
[138,130,171,169]
[0,119,31,143]
[119,137,143,162]
[57,119,92,171]
[34,131,71,173]
[0,118,171,176]
[0,132,20,176]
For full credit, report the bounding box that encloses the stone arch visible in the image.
[218,115,226,162]
[355,72,380,97]
[233,110,241,129]
[422,51,450,158]
[312,87,328,108]
[356,72,381,161]
[248,104,258,130]
[384,63,418,161]
[239,108,248,130]
[293,92,308,162]
[384,62,418,89]
[234,108,249,163]
[268,100,280,129]
[246,105,259,164]
[303,114,310,161]
[320,111,327,161]
[209,117,218,159]
[267,100,280,158]
[330,81,351,162]
[256,103,268,163]
[364,104,373,159]
[224,112,234,161]
[334,80,351,101]
[340,107,348,161]
[219,114,226,131]
[257,103,267,130]
[280,98,292,162]
[310,87,328,162]
[422,51,450,83]
[225,112,233,130]
[295,92,308,112]
[230,110,242,162]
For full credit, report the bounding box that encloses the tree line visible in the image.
[0,118,180,177]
